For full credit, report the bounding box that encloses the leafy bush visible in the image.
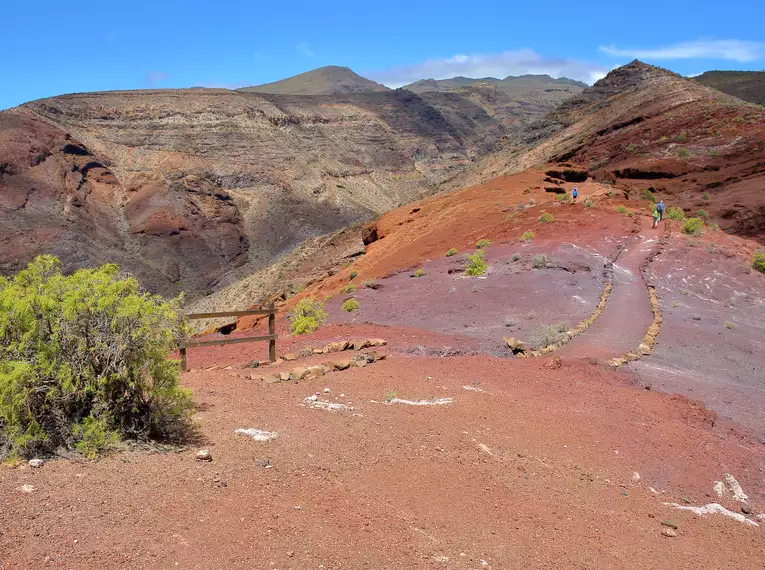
[530,322,569,349]
[290,297,328,335]
[666,206,685,220]
[341,298,360,312]
[676,132,687,142]
[511,253,522,262]
[696,209,709,219]
[556,194,571,203]
[642,188,656,203]
[682,217,705,236]
[615,205,627,213]
[724,321,736,329]
[476,239,491,249]
[702,191,711,201]
[753,252,765,273]
[519,230,534,242]
[0,256,193,459]
[341,284,356,294]
[412,268,425,278]
[465,251,488,276]
[446,248,458,257]
[627,143,637,153]
[538,213,554,223]
[677,148,690,159]
[349,271,358,280]
[532,254,550,268]
[362,280,378,289]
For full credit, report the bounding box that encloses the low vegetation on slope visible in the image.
[0,256,193,459]
[695,70,765,105]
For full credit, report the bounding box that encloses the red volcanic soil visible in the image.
[2,351,764,568]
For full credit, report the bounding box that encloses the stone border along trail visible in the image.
[558,227,664,362]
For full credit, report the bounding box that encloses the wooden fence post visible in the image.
[180,346,187,372]
[268,302,276,362]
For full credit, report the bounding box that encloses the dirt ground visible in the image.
[2,340,764,568]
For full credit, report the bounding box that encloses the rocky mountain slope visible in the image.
[238,66,389,95]
[0,87,507,297]
[458,61,765,241]
[403,74,587,94]
[695,70,765,105]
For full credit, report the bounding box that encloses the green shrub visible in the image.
[0,256,193,459]
[465,250,488,276]
[290,297,328,335]
[753,252,765,273]
[511,253,522,262]
[696,209,709,219]
[615,205,627,214]
[682,217,704,236]
[709,149,718,158]
[446,248,458,257]
[523,187,532,194]
[530,322,569,349]
[532,254,550,268]
[556,194,571,203]
[341,298,360,312]
[412,268,425,278]
[642,188,656,203]
[658,135,668,143]
[583,198,594,208]
[519,230,534,242]
[627,143,637,153]
[341,284,356,294]
[666,207,685,220]
[702,191,711,201]
[476,239,491,249]
[349,271,358,280]
[362,280,378,289]
[538,213,554,223]
[678,148,690,159]
[724,321,736,329]
[676,132,687,142]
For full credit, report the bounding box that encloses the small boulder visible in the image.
[661,519,679,530]
[367,339,387,347]
[262,373,281,384]
[297,348,313,358]
[543,356,562,370]
[29,458,45,469]
[328,360,352,371]
[351,340,366,351]
[354,358,367,368]
[282,353,298,362]
[364,350,387,362]
[661,528,677,538]
[289,367,309,381]
[638,343,651,355]
[325,341,350,353]
[503,337,526,354]
[312,348,324,354]
[249,359,261,368]
[279,372,291,382]
[741,503,752,514]
[195,449,213,462]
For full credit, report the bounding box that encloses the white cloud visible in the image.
[296,42,314,57]
[144,71,168,86]
[367,49,607,87]
[599,39,765,62]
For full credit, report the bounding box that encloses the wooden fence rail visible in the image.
[179,304,277,371]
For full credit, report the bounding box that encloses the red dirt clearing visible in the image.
[2,350,763,568]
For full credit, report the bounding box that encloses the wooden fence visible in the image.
[179,305,277,371]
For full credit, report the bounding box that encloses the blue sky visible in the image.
[2,0,763,110]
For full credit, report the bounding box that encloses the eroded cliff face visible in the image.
[1,88,507,296]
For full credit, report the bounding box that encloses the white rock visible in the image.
[17,484,35,493]
[235,428,278,442]
[724,473,749,503]
[195,449,213,461]
[632,472,641,483]
[308,395,318,402]
[712,481,726,498]
[388,397,453,406]
[29,458,45,469]
[664,502,758,527]
[323,387,330,393]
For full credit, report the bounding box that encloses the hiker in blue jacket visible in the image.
[572,186,578,202]
[657,199,665,221]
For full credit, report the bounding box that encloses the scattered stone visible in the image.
[17,484,35,493]
[235,428,278,442]
[279,372,291,382]
[254,458,272,468]
[351,340,366,351]
[325,341,349,353]
[503,337,526,354]
[661,519,679,530]
[478,443,493,456]
[388,397,453,406]
[664,502,759,527]
[312,348,324,354]
[661,528,677,538]
[282,353,298,362]
[323,387,330,393]
[756,514,765,523]
[249,359,260,368]
[195,449,213,462]
[543,356,562,370]
[289,367,309,382]
[306,365,327,377]
[327,360,352,371]
[354,358,367,368]
[638,343,651,355]
[365,350,387,362]
[367,339,387,347]
[723,473,749,503]
[713,481,726,498]
[297,348,313,358]
[262,373,281,384]
[632,472,641,483]
[741,503,752,514]
[29,458,45,469]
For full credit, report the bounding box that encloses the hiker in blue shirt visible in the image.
[657,200,665,221]
[572,186,578,203]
